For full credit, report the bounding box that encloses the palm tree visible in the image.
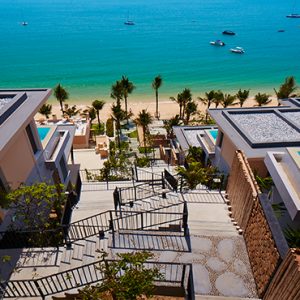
[54,84,69,115]
[181,88,192,119]
[135,109,153,149]
[92,100,105,128]
[236,89,250,107]
[164,115,182,137]
[274,76,297,106]
[254,93,271,106]
[111,102,127,150]
[39,103,52,119]
[198,90,216,122]
[184,100,198,124]
[213,90,223,108]
[111,80,123,106]
[63,104,81,118]
[82,106,96,124]
[120,76,135,121]
[152,75,162,119]
[220,93,237,108]
[170,93,184,119]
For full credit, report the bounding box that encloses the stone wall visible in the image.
[226,150,287,298]
[263,249,300,300]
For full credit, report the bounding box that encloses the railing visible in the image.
[0,201,188,248]
[132,166,164,184]
[0,261,193,299]
[164,169,178,192]
[79,169,132,183]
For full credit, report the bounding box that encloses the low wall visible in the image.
[226,150,290,298]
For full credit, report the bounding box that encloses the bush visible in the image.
[138,147,153,154]
[106,118,114,137]
[91,123,105,135]
[128,130,138,138]
[135,156,151,168]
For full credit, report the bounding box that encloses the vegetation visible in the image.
[7,182,66,229]
[198,90,217,122]
[184,100,198,124]
[163,115,182,137]
[83,106,96,124]
[180,88,192,119]
[274,76,297,105]
[106,118,114,137]
[111,102,127,150]
[120,76,135,122]
[284,226,300,248]
[39,103,52,119]
[254,93,271,106]
[91,123,105,135]
[54,83,69,115]
[111,80,124,105]
[79,251,162,300]
[135,110,153,149]
[135,156,151,167]
[170,93,184,119]
[220,93,237,108]
[152,75,163,119]
[92,100,106,128]
[127,130,138,138]
[236,89,250,107]
[63,104,81,118]
[213,90,223,108]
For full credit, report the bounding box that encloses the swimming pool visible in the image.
[208,129,218,142]
[37,127,51,141]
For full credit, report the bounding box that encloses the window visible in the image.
[59,157,68,180]
[218,131,224,148]
[26,124,38,154]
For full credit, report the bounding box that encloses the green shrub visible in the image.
[91,123,105,135]
[128,130,138,138]
[106,118,114,137]
[138,147,153,154]
[135,156,151,167]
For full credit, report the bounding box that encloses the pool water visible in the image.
[298,151,300,156]
[37,127,50,141]
[208,129,218,142]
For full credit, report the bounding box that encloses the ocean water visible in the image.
[0,0,299,102]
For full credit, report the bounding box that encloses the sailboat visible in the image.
[286,1,300,17]
[124,11,135,25]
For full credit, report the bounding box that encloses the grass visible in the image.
[128,130,138,138]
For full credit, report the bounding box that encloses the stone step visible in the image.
[188,221,238,236]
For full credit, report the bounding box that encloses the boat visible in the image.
[286,13,300,18]
[124,20,135,25]
[21,21,28,26]
[278,29,285,32]
[210,40,226,46]
[222,30,235,35]
[230,47,244,54]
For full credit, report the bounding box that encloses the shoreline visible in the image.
[39,96,279,122]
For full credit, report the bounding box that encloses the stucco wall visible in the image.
[219,133,237,170]
[1,130,36,189]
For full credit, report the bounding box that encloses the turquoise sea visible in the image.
[0,0,300,102]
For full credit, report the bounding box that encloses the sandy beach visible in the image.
[36,96,278,122]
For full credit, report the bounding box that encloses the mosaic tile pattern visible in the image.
[283,111,300,127]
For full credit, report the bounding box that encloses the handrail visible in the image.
[0,260,192,298]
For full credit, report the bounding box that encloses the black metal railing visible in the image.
[132,166,164,184]
[164,169,178,192]
[79,169,132,183]
[0,260,192,299]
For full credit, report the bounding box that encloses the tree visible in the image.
[54,84,69,115]
[39,103,52,119]
[274,76,297,106]
[220,93,237,108]
[254,93,271,106]
[82,106,96,124]
[236,89,250,107]
[170,93,184,119]
[198,90,217,122]
[180,88,192,119]
[213,90,223,108]
[7,182,65,230]
[135,109,153,149]
[79,251,162,300]
[120,76,135,122]
[164,114,182,137]
[111,80,123,106]
[63,104,81,118]
[152,75,162,119]
[184,100,198,124]
[186,146,205,164]
[111,102,127,150]
[92,100,106,128]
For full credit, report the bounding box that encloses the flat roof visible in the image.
[0,89,52,153]
[279,97,300,108]
[209,107,300,158]
[173,125,218,151]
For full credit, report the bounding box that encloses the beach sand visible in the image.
[36,96,279,122]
